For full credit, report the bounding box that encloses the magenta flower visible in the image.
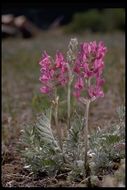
[88,85,104,99]
[39,51,68,94]
[73,41,107,101]
[55,52,68,86]
[39,40,106,102]
[73,77,84,98]
[74,41,106,78]
[39,51,53,93]
[40,86,51,94]
[55,52,65,68]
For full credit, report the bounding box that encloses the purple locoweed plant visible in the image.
[39,51,68,149]
[39,38,107,177]
[73,41,107,176]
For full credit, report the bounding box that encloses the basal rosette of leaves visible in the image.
[21,106,125,185]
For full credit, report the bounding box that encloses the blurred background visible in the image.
[2,8,125,38]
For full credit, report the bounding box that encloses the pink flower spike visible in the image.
[72,41,106,101]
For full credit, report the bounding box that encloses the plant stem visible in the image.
[49,104,53,125]
[67,81,71,130]
[84,100,90,178]
[54,90,62,149]
[66,60,74,131]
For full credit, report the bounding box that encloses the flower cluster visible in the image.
[73,41,107,100]
[39,40,107,101]
[39,51,68,94]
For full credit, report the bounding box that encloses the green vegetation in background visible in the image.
[64,9,125,33]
